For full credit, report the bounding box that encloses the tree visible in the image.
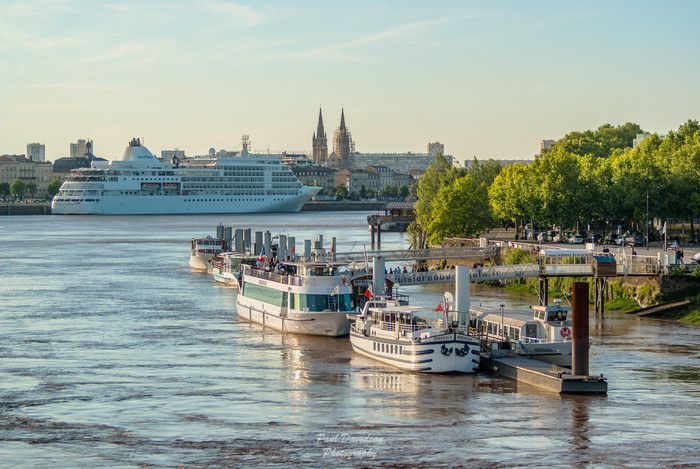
[468,158,503,187]
[529,149,583,230]
[47,178,63,198]
[10,179,26,200]
[489,163,530,238]
[427,174,491,244]
[0,182,9,198]
[334,184,348,200]
[358,185,370,199]
[26,182,38,197]
[413,154,458,248]
[551,122,644,158]
[398,185,409,199]
[381,185,398,198]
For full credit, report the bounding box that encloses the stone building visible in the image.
[291,164,337,192]
[0,155,54,193]
[335,166,412,195]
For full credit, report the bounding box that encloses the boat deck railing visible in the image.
[244,268,290,284]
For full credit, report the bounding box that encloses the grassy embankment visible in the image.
[494,248,700,324]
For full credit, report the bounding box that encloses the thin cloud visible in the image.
[198,0,266,27]
[288,12,503,60]
[11,83,125,93]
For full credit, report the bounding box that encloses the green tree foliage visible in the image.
[416,120,700,245]
[381,185,399,198]
[489,163,530,237]
[358,185,372,199]
[530,149,583,229]
[334,184,348,200]
[25,182,38,196]
[427,174,491,244]
[548,122,643,157]
[0,182,9,197]
[398,185,409,199]
[468,158,503,187]
[412,154,457,247]
[10,179,26,199]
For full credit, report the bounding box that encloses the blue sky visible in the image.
[1,0,699,162]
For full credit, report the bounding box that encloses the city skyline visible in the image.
[1,0,699,162]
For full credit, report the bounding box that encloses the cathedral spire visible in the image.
[339,108,346,130]
[316,107,325,138]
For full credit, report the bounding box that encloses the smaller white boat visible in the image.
[189,236,224,271]
[472,300,573,368]
[208,252,257,287]
[349,299,481,373]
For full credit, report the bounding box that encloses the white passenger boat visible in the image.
[349,300,481,373]
[189,236,224,271]
[472,300,573,368]
[52,138,320,215]
[208,252,257,287]
[236,260,355,337]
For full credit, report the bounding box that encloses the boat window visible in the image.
[525,323,538,338]
[242,282,286,308]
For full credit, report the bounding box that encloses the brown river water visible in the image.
[1,212,698,467]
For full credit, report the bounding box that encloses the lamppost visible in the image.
[646,189,650,251]
[500,303,506,342]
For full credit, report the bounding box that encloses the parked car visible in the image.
[537,232,549,242]
[616,235,643,247]
[588,233,602,243]
[569,234,585,244]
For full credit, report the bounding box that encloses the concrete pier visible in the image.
[491,356,608,394]
[486,281,607,394]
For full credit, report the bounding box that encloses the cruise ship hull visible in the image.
[52,190,315,215]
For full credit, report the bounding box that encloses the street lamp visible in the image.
[646,189,650,251]
[500,303,506,342]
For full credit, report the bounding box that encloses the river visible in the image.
[1,212,698,467]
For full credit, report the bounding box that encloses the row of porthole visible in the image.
[183,198,287,202]
[372,342,403,355]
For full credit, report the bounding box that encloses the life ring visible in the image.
[560,326,572,339]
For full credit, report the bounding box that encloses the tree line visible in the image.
[0,178,63,201]
[411,120,700,247]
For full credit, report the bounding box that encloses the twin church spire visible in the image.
[312,107,353,169]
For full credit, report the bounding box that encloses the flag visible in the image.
[435,303,444,312]
[330,284,340,296]
[364,284,374,300]
[661,221,667,235]
[258,246,266,262]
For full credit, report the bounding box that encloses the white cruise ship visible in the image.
[51,138,320,215]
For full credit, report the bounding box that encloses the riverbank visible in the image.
[0,203,51,215]
[301,200,384,211]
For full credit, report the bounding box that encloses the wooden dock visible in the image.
[483,353,608,394]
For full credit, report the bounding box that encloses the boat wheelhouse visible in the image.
[236,260,355,337]
[349,300,481,373]
[189,236,224,271]
[472,300,573,368]
[208,252,258,286]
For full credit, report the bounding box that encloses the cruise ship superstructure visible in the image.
[52,138,320,215]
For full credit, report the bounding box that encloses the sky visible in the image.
[1,0,699,163]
